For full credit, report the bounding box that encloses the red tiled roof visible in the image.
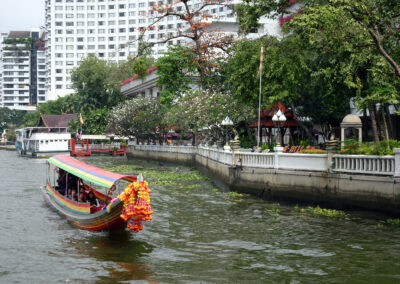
[118,66,157,87]
[39,114,78,128]
[249,102,298,128]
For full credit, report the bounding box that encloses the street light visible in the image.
[272,109,286,147]
[221,116,233,150]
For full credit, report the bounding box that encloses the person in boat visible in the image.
[78,189,87,203]
[71,189,78,201]
[57,169,67,194]
[66,188,72,199]
[87,191,99,207]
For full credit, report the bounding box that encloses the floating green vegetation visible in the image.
[103,164,144,173]
[308,206,346,217]
[386,219,400,225]
[266,203,280,218]
[223,191,249,202]
[104,164,208,186]
[294,204,345,217]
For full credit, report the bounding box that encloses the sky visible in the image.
[0,0,44,33]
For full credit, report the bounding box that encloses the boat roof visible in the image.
[48,155,136,188]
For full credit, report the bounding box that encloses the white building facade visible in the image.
[0,30,45,111]
[0,32,9,107]
[44,0,255,100]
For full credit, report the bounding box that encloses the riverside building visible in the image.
[0,30,46,111]
[44,0,266,100]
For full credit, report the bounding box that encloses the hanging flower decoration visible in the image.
[119,180,153,232]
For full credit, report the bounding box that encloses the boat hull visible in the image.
[41,183,126,231]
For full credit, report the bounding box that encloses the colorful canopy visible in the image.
[48,155,136,188]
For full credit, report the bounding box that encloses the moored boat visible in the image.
[15,127,71,157]
[41,155,152,231]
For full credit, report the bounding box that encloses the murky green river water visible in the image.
[0,150,399,283]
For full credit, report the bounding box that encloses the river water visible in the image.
[0,150,399,283]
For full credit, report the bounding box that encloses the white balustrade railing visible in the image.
[135,144,196,154]
[333,155,395,175]
[131,145,400,177]
[235,152,275,168]
[200,147,233,165]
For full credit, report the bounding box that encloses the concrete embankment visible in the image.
[127,146,400,214]
[0,145,16,151]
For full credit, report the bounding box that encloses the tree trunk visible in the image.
[384,104,394,139]
[381,105,389,140]
[291,103,318,145]
[369,29,400,78]
[369,104,380,142]
[376,106,385,140]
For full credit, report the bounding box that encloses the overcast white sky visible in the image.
[0,0,44,33]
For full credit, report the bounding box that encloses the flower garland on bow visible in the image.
[119,180,153,232]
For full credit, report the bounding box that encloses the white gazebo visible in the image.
[340,114,362,148]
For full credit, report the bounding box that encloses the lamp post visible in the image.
[272,109,286,150]
[221,116,233,151]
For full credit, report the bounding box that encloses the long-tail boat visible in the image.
[41,155,152,231]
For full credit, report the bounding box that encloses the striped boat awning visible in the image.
[48,155,136,188]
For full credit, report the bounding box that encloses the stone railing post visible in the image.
[395,148,400,177]
[326,140,339,173]
[273,146,283,169]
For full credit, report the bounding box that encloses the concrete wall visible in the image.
[127,146,400,214]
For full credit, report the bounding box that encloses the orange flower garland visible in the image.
[119,180,153,232]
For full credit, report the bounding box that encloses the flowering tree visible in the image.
[166,90,254,142]
[143,0,234,90]
[107,98,168,143]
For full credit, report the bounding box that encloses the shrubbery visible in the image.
[339,139,400,155]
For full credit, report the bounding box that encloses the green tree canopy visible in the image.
[70,54,125,112]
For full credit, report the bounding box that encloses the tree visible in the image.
[69,108,110,135]
[0,108,26,132]
[155,45,199,106]
[285,1,400,141]
[146,0,234,91]
[166,90,254,143]
[111,54,155,84]
[70,54,125,112]
[107,98,168,143]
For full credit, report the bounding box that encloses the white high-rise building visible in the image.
[45,0,239,100]
[0,29,46,111]
[0,32,9,107]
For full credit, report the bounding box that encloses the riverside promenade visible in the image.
[128,145,400,214]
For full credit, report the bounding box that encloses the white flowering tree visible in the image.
[166,90,254,143]
[107,98,168,143]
